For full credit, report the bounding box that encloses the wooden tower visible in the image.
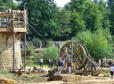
[0,9,27,71]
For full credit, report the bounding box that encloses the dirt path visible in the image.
[75,78,114,84]
[0,67,113,84]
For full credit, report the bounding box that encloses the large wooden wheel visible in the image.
[60,42,88,70]
[60,42,106,76]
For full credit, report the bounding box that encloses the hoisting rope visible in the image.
[27,23,48,43]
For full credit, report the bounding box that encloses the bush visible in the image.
[27,41,35,49]
[74,29,113,61]
[33,38,41,48]
[42,47,58,64]
[21,41,35,56]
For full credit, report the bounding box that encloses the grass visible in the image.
[27,62,49,67]
[103,68,110,73]
[0,71,10,75]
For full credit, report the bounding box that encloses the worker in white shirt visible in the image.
[40,58,43,68]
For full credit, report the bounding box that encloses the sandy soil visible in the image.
[0,67,113,84]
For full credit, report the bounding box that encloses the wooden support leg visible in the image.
[24,33,26,70]
[12,32,15,72]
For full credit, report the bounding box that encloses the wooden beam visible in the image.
[0,28,11,32]
[13,28,27,32]
[12,32,15,72]
[0,28,27,32]
[0,12,9,17]
[24,33,26,70]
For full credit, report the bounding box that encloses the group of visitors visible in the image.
[39,57,72,74]
[39,57,114,78]
[100,57,107,67]
[99,58,114,78]
[39,58,53,68]
[57,58,72,74]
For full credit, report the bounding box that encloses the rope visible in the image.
[81,43,109,76]
[28,23,48,43]
[20,10,48,43]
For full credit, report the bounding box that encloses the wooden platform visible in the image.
[13,28,27,32]
[0,28,27,33]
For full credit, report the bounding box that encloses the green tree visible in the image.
[67,0,111,34]
[66,0,86,36]
[70,11,86,36]
[108,0,114,34]
[20,0,61,40]
[75,29,112,61]
[83,0,108,31]
[0,0,17,9]
[56,9,71,40]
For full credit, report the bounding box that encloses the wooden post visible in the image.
[24,33,26,70]
[58,42,60,59]
[58,47,60,59]
[12,10,15,72]
[12,32,15,72]
[71,38,73,63]
[24,9,27,70]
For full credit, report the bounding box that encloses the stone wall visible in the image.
[0,33,22,71]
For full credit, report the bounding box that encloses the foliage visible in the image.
[56,9,71,40]
[67,0,111,36]
[70,11,86,36]
[19,0,61,40]
[17,0,113,40]
[0,0,113,40]
[21,41,35,56]
[33,38,41,48]
[75,29,112,61]
[0,71,9,75]
[42,47,58,63]
[108,0,114,35]
[26,41,35,56]
[0,0,17,10]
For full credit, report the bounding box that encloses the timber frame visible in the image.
[0,8,27,71]
[0,10,27,33]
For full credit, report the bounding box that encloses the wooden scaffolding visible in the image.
[0,9,27,71]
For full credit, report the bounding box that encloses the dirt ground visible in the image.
[0,67,114,84]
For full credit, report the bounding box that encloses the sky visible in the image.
[14,0,108,8]
[54,0,108,7]
[54,0,71,8]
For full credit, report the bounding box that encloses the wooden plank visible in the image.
[0,28,27,32]
[0,12,9,17]
[13,28,27,32]
[0,28,11,32]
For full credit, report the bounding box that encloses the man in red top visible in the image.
[67,61,72,74]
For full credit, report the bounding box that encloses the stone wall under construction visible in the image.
[0,33,22,71]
